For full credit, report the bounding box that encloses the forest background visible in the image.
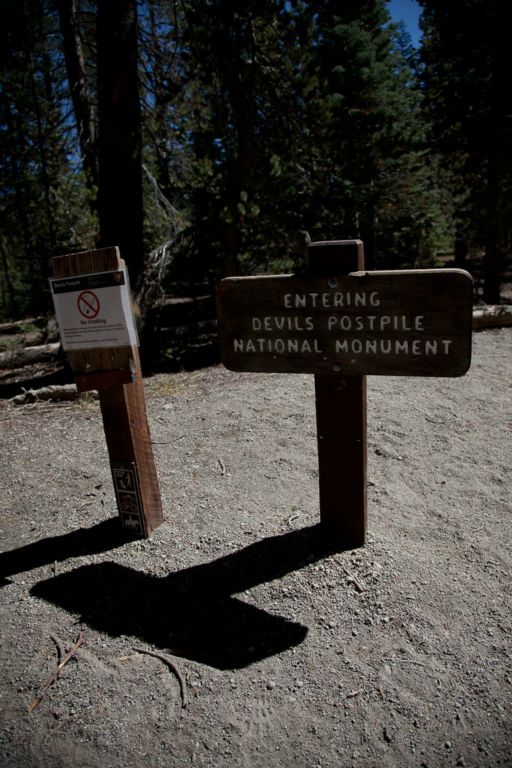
[0,0,510,365]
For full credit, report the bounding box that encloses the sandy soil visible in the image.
[0,328,511,768]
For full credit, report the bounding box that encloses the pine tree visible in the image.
[0,0,94,317]
[419,0,512,302]
[299,0,443,269]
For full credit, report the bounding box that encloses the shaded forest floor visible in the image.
[0,328,511,767]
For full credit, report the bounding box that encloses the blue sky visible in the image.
[387,0,422,47]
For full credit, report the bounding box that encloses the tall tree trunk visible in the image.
[96,0,143,285]
[454,221,468,268]
[2,98,36,267]
[0,240,17,317]
[144,5,180,205]
[217,6,255,276]
[24,4,59,310]
[483,3,508,304]
[56,0,99,193]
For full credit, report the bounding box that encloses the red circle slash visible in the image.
[77,290,100,319]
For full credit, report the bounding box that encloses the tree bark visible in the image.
[0,240,17,316]
[56,0,99,192]
[483,3,509,304]
[96,0,143,285]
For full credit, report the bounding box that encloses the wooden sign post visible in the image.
[216,240,473,547]
[308,241,367,544]
[50,247,163,538]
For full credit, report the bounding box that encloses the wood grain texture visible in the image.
[314,373,367,544]
[217,268,473,377]
[309,241,367,546]
[52,247,163,537]
[75,367,135,393]
[99,348,163,536]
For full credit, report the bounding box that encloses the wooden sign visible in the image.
[51,247,163,538]
[217,269,473,377]
[216,240,474,547]
[52,248,136,390]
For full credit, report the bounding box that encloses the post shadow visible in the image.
[0,518,136,587]
[30,523,351,669]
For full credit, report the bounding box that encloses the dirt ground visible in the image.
[0,328,510,768]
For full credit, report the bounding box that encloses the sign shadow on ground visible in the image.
[29,523,350,669]
[0,518,136,588]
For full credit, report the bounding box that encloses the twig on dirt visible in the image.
[132,647,188,709]
[49,634,65,663]
[28,632,84,713]
[218,459,226,476]
[336,559,365,593]
[383,657,426,668]
[287,513,300,525]
[425,416,457,425]
[151,431,187,444]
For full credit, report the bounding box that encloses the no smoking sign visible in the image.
[78,290,100,319]
[50,268,138,351]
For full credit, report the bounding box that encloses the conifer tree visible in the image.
[419,0,512,302]
[299,0,444,269]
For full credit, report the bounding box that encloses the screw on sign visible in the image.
[77,290,100,319]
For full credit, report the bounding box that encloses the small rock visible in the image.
[383,727,393,743]
[267,681,276,690]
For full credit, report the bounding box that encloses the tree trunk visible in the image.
[56,0,99,193]
[0,240,17,317]
[96,0,143,285]
[24,4,59,310]
[483,4,509,304]
[454,222,468,268]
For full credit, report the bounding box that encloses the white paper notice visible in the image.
[49,268,139,351]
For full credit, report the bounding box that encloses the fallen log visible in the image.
[0,317,40,334]
[0,342,61,368]
[472,305,512,330]
[0,363,70,399]
[10,383,98,405]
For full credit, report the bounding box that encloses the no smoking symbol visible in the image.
[77,290,100,319]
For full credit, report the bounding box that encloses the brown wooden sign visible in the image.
[51,247,163,539]
[217,269,473,377]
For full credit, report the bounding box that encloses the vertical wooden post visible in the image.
[307,240,367,546]
[52,247,163,537]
